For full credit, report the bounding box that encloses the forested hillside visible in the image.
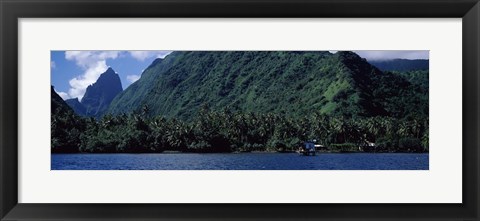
[108,51,427,120]
[51,86,86,153]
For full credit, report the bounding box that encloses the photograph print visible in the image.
[51,50,429,170]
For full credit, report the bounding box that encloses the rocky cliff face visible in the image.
[81,67,123,117]
[65,67,123,118]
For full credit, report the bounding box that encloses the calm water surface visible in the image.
[51,153,428,170]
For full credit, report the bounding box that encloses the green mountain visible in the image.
[108,51,427,120]
[393,70,429,91]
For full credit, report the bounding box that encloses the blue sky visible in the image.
[51,50,428,100]
[51,51,172,100]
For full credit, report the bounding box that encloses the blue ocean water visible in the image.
[51,153,428,170]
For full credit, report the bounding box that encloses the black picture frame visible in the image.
[1,0,479,220]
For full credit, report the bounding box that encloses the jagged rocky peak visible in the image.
[78,67,123,118]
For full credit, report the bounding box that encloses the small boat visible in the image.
[298,141,316,156]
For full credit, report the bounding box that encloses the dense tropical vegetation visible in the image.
[53,51,429,153]
[52,103,428,153]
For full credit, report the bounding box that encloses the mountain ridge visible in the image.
[107,51,427,120]
[368,58,429,72]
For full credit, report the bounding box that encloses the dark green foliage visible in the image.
[375,137,398,152]
[79,114,154,153]
[369,59,429,72]
[422,130,429,152]
[392,70,429,90]
[398,137,423,152]
[51,86,86,153]
[52,107,428,153]
[329,143,359,152]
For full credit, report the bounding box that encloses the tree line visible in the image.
[52,105,428,153]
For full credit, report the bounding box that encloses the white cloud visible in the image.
[56,90,71,100]
[64,51,120,99]
[129,51,172,61]
[126,74,141,84]
[50,61,56,69]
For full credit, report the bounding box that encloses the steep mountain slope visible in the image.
[367,59,429,97]
[108,51,427,120]
[78,67,123,118]
[65,98,86,116]
[106,53,179,115]
[51,86,85,152]
[368,59,429,72]
[52,86,75,115]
